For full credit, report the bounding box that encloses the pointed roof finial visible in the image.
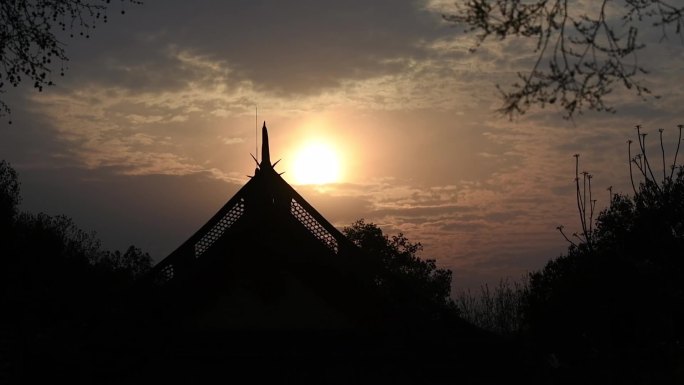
[261,121,271,169]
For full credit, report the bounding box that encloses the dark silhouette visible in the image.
[0,160,152,384]
[525,127,684,384]
[0,160,20,228]
[456,126,684,384]
[343,219,454,310]
[126,124,527,384]
[455,278,529,336]
[0,128,537,384]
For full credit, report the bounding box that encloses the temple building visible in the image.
[127,124,518,384]
[147,123,382,331]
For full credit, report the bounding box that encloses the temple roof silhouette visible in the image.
[130,125,515,385]
[148,123,378,330]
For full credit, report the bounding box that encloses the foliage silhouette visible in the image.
[527,126,684,383]
[444,1,684,119]
[455,126,684,383]
[343,219,454,312]
[0,160,20,228]
[456,278,529,335]
[0,160,538,384]
[0,160,152,383]
[98,245,152,281]
[0,0,141,119]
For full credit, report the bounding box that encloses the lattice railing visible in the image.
[290,198,338,253]
[157,263,174,284]
[194,198,245,257]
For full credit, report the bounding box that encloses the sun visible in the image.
[291,142,342,185]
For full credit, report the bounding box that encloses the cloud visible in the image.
[220,136,246,145]
[59,0,455,97]
[5,0,684,296]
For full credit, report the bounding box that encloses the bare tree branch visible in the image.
[444,0,684,119]
[0,0,141,119]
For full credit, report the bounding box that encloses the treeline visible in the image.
[0,160,152,383]
[6,122,682,384]
[0,160,466,384]
[458,127,684,384]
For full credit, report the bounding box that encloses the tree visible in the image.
[443,1,684,119]
[98,245,152,281]
[0,159,153,382]
[0,159,20,227]
[0,0,141,119]
[455,126,684,382]
[343,219,454,310]
[523,126,684,383]
[455,277,529,335]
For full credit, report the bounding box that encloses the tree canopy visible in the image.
[0,159,20,226]
[533,127,683,382]
[454,126,684,383]
[524,167,684,383]
[0,159,152,382]
[343,219,454,311]
[444,0,684,118]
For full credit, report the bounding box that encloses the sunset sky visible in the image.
[2,0,683,292]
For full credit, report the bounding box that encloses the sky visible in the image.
[2,0,683,292]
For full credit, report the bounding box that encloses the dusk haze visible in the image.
[2,0,683,383]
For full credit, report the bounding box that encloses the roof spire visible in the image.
[261,121,271,169]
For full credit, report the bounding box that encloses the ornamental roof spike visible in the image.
[260,122,272,170]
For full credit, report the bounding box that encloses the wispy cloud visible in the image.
[219,136,245,145]
[5,0,683,294]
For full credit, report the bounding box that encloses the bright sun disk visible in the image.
[292,142,341,185]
